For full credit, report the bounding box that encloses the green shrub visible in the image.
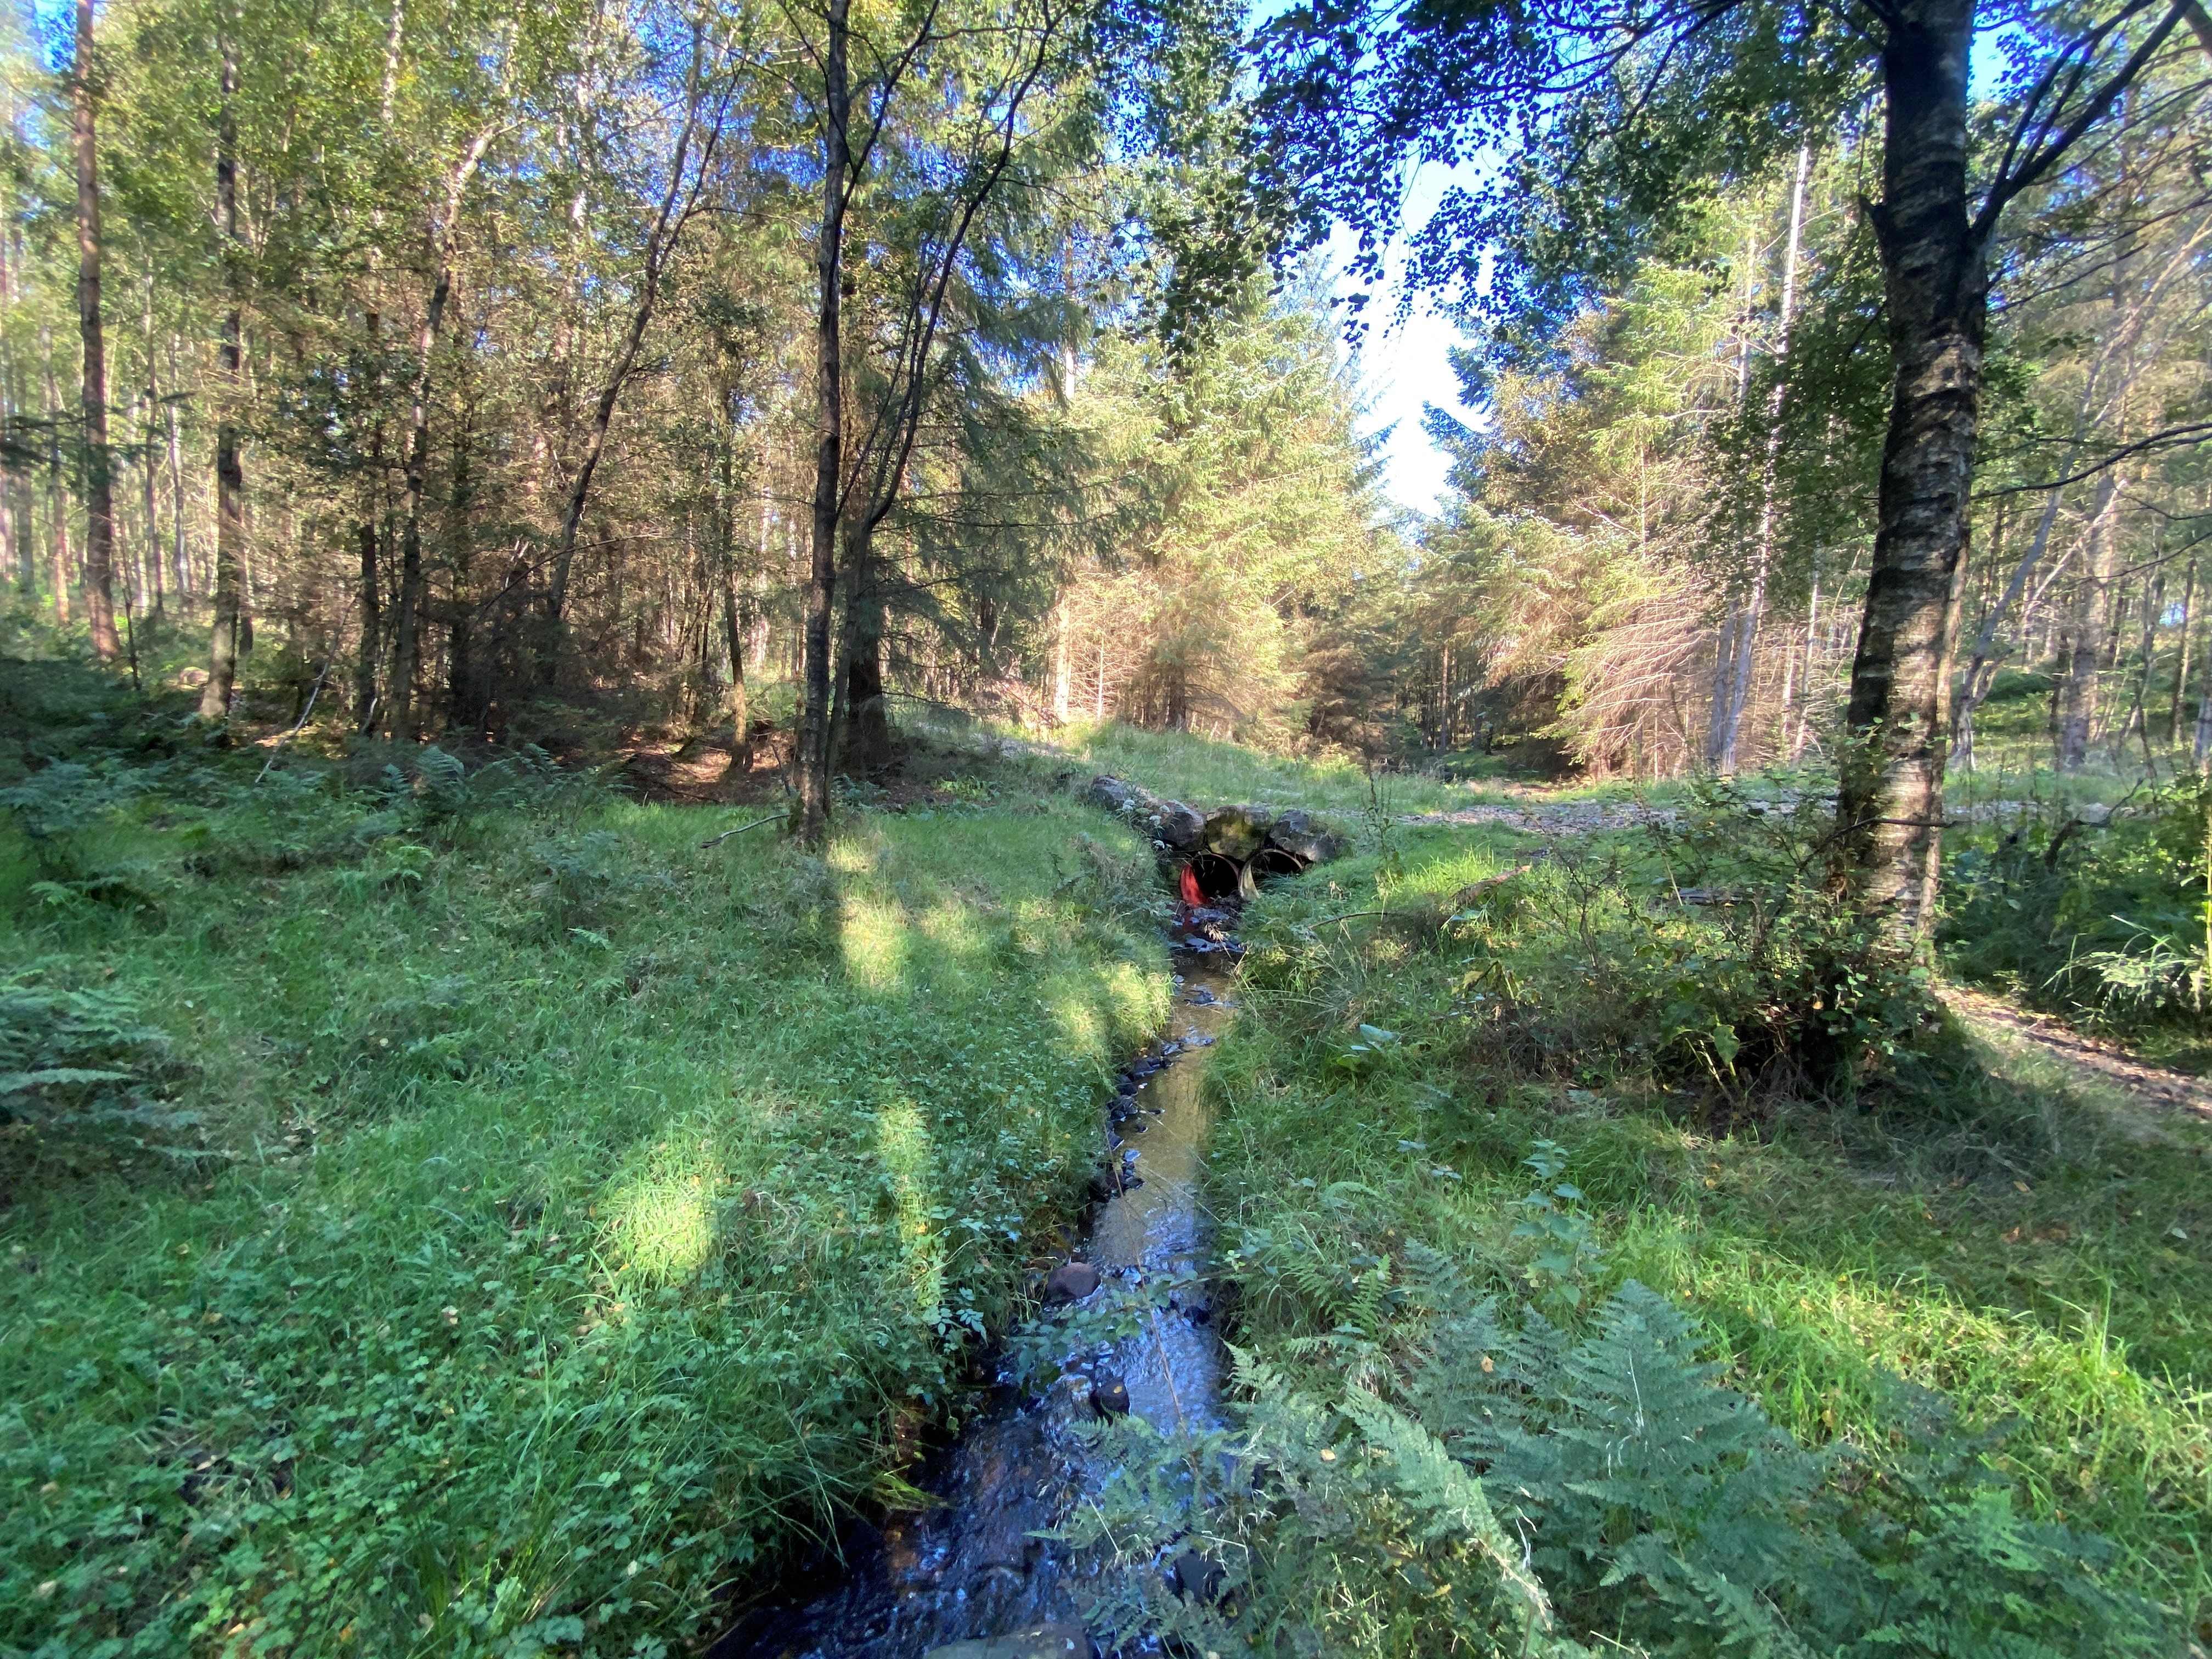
[1943,775,2212,1054]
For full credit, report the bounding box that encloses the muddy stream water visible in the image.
[712,945,1239,1659]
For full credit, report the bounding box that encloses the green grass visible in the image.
[1026,720,1480,815]
[1204,819,2212,1642]
[0,661,1169,1657]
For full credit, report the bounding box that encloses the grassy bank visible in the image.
[0,657,1167,1657]
[1164,814,2209,1655]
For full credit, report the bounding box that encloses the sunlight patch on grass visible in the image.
[605,1151,721,1285]
[840,893,915,993]
[874,1097,944,1319]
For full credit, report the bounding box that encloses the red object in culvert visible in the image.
[1178,864,1203,906]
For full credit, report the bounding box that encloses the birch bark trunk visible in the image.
[1833,0,1984,936]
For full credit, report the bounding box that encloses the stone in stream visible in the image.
[921,1623,1094,1659]
[1090,1372,1130,1417]
[1043,1261,1100,1304]
[1202,804,1273,861]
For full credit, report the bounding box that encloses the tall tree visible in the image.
[71,0,117,659]
[1255,0,2200,937]
[197,32,244,721]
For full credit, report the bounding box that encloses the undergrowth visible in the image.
[1945,774,2212,1067]
[1169,799,2211,1654]
[0,657,1168,1658]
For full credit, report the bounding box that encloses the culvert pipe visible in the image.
[1187,852,1244,901]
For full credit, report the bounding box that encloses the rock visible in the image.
[1268,809,1346,864]
[1153,799,1206,851]
[1203,805,1273,860]
[1171,1550,1225,1604]
[1086,774,1148,816]
[1044,1261,1101,1304]
[1090,1372,1129,1417]
[922,1622,1094,1659]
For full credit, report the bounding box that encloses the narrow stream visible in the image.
[712,947,1238,1659]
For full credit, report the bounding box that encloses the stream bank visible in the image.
[712,939,1239,1659]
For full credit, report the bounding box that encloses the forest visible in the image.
[4,0,2212,1654]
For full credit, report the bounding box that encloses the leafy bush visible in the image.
[1245,778,1941,1110]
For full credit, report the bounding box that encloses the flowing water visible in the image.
[712,951,1238,1659]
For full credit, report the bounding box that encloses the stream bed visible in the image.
[711,946,1238,1659]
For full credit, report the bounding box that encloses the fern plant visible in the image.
[1073,1252,2164,1659]
[0,966,199,1166]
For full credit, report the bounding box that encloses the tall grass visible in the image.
[1204,815,2212,1640]
[0,662,1169,1657]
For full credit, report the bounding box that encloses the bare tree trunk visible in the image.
[199,40,245,720]
[387,131,493,740]
[842,517,891,770]
[139,286,161,614]
[71,0,117,659]
[796,0,851,848]
[1717,143,1812,775]
[1052,600,1070,722]
[164,352,185,596]
[41,326,69,626]
[543,27,718,668]
[2123,567,2162,753]
[2053,469,2124,770]
[1833,0,1985,936]
[1792,571,1820,759]
[2170,556,2198,742]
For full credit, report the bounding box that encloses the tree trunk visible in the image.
[543,27,714,669]
[2052,469,2124,769]
[355,517,381,726]
[2169,557,2197,743]
[1790,571,1819,759]
[41,327,68,626]
[722,575,748,753]
[1833,0,1983,938]
[1717,143,1812,775]
[71,0,117,659]
[2122,569,2162,753]
[795,0,851,848]
[843,517,891,771]
[387,133,492,741]
[198,40,245,721]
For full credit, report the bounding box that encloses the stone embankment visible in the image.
[1085,775,1348,899]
